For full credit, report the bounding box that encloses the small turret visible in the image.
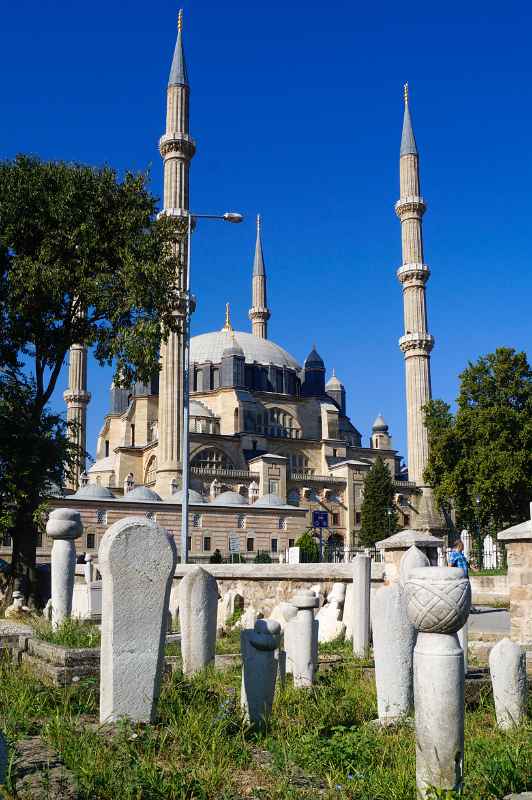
[371,413,392,450]
[301,345,325,397]
[325,369,346,414]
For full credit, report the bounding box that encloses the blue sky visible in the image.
[2,0,531,465]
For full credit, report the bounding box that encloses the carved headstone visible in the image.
[98,517,177,723]
[289,591,319,688]
[489,638,528,729]
[46,508,83,630]
[241,618,281,730]
[179,567,218,675]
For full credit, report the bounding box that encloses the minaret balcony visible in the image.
[399,332,435,354]
[395,195,426,218]
[159,133,196,158]
[63,389,91,405]
[397,262,431,284]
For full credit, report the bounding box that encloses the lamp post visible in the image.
[386,507,393,536]
[180,211,244,564]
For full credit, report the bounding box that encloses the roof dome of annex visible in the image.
[191,330,301,371]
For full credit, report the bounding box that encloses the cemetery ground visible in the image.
[0,620,529,800]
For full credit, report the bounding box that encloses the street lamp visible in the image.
[180,211,244,564]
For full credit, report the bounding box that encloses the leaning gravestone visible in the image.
[99,517,177,723]
[405,566,471,799]
[489,638,528,730]
[46,508,83,630]
[179,567,218,675]
[241,618,281,730]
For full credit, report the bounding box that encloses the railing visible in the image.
[442,542,507,573]
[392,480,419,490]
[190,467,258,480]
[288,472,345,484]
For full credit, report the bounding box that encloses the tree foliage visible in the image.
[0,155,183,594]
[295,531,320,563]
[424,347,532,531]
[359,457,398,547]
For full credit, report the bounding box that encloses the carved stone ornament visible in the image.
[46,508,83,541]
[404,566,471,634]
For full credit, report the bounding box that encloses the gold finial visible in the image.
[178,8,183,32]
[403,82,409,106]
[222,302,233,332]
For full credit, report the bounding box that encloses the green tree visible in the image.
[424,347,532,532]
[295,531,320,563]
[0,155,183,598]
[359,457,398,547]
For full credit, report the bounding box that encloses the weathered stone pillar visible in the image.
[376,530,444,584]
[98,517,177,723]
[405,566,471,799]
[497,504,532,646]
[179,566,218,675]
[241,618,281,730]
[46,508,83,630]
[281,602,298,676]
[290,591,319,688]
[489,638,528,730]
[352,554,371,658]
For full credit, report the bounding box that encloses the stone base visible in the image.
[370,716,414,729]
[20,639,100,687]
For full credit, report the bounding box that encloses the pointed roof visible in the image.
[168,9,189,86]
[326,368,344,389]
[304,345,325,369]
[253,214,266,277]
[400,82,417,156]
[372,413,388,432]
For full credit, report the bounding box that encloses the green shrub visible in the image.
[254,550,272,563]
[295,531,320,562]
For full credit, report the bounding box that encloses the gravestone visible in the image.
[405,566,471,799]
[352,554,371,658]
[179,567,218,675]
[46,508,83,630]
[289,590,319,688]
[99,517,177,723]
[316,583,346,643]
[241,618,281,730]
[489,638,528,729]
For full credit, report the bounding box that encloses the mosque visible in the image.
[49,12,440,561]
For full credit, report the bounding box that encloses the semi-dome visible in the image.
[71,484,115,500]
[126,486,162,502]
[166,488,206,504]
[191,330,301,371]
[253,493,285,507]
[213,490,249,506]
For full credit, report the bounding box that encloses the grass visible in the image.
[29,616,101,649]
[0,648,529,799]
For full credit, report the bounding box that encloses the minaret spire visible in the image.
[155,10,196,496]
[64,338,91,490]
[395,83,434,487]
[248,213,271,339]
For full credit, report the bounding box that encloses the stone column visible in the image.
[63,342,91,490]
[489,638,528,730]
[46,509,83,630]
[241,618,281,730]
[405,566,471,799]
[290,591,319,688]
[98,517,177,724]
[179,566,218,675]
[280,602,298,675]
[352,554,371,658]
[497,504,532,646]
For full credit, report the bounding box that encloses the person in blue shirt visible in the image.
[448,539,469,576]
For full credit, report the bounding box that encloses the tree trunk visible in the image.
[11,505,39,607]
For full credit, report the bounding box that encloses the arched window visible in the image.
[280,451,310,473]
[191,448,233,471]
[258,408,300,439]
[145,456,157,485]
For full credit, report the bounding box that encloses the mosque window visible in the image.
[213,368,220,388]
[86,533,95,550]
[191,448,233,471]
[96,510,107,526]
[246,537,254,552]
[271,538,278,553]
[203,536,211,552]
[105,440,110,458]
[257,407,300,439]
[237,515,246,529]
[145,511,155,521]
[192,513,202,528]
[355,512,361,526]
[332,513,340,526]
[131,424,135,447]
[287,489,300,507]
[145,456,157,485]
[288,539,295,548]
[281,452,310,474]
[278,517,287,530]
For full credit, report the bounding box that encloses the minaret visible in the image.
[396,83,434,486]
[155,9,196,495]
[64,342,90,489]
[248,214,270,339]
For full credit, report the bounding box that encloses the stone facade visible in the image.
[498,506,532,646]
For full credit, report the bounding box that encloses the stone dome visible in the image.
[166,488,206,504]
[126,486,162,502]
[191,330,301,371]
[253,493,285,507]
[71,484,115,500]
[372,413,388,432]
[213,490,249,506]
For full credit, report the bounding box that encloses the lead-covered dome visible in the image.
[191,330,301,371]
[71,484,115,500]
[126,486,162,502]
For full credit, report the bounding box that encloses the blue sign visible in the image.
[312,510,329,529]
